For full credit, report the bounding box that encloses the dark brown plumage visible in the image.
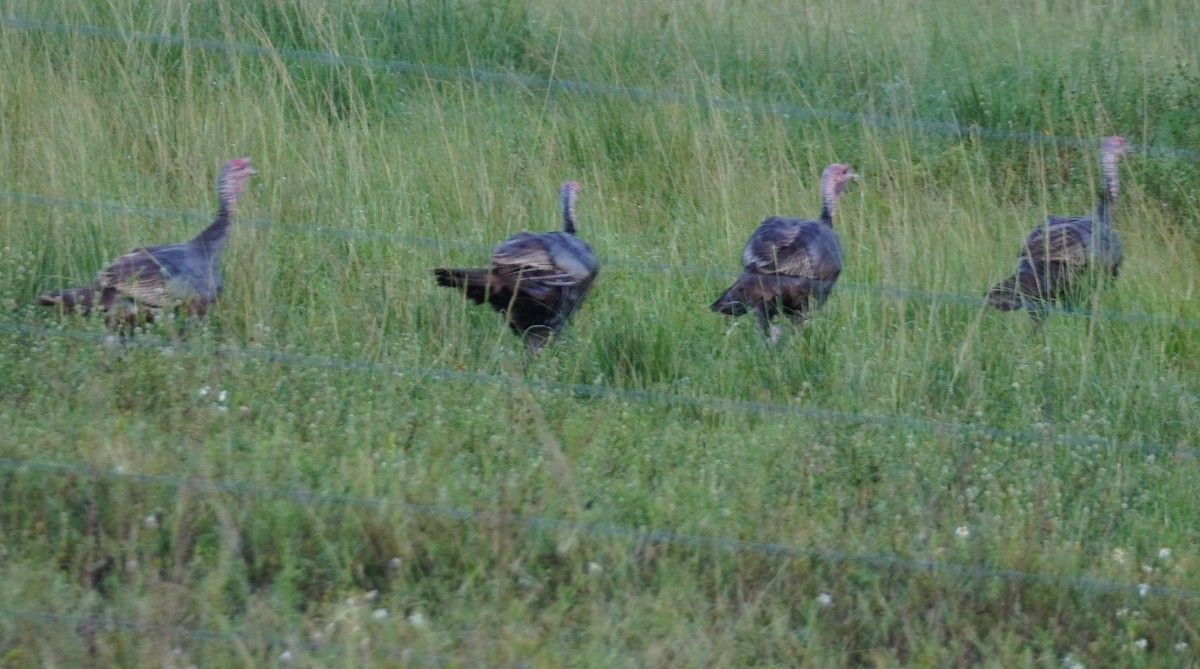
[986,136,1128,324]
[37,157,257,332]
[434,181,599,351]
[712,163,857,341]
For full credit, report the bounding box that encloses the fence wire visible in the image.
[0,606,447,665]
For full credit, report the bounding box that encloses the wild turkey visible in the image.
[37,157,257,332]
[711,163,857,341]
[986,136,1128,325]
[433,180,599,351]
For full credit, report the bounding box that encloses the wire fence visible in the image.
[5,188,1200,331]
[1,455,1193,604]
[3,13,1198,626]
[3,15,1199,163]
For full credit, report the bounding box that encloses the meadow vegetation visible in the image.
[1,0,1199,665]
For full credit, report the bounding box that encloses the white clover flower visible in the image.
[1060,654,1084,669]
[1174,642,1189,652]
[587,561,603,575]
[1158,547,1172,560]
[198,386,211,398]
[1112,548,1128,565]
[954,525,970,539]
[407,611,428,628]
[1138,583,1150,597]
[388,557,403,570]
[816,592,833,607]
[1133,638,1148,650]
[143,514,158,529]
[372,608,389,620]
[217,389,228,403]
[279,650,294,663]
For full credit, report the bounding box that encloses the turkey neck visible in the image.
[1096,149,1120,229]
[561,189,578,235]
[819,177,840,226]
[189,199,234,258]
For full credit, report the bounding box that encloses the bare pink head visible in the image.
[819,163,857,222]
[1101,135,1128,158]
[218,157,257,206]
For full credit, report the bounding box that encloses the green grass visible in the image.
[2,0,1200,666]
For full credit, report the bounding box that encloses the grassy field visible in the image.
[2,0,1200,666]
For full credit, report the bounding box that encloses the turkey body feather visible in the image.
[986,136,1127,321]
[434,181,598,351]
[36,157,257,331]
[712,163,856,339]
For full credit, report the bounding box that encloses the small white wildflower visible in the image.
[1061,654,1084,669]
[1115,607,1129,618]
[1112,548,1128,565]
[1011,382,1021,390]
[365,590,378,601]
[217,389,228,403]
[1133,638,1149,650]
[197,386,211,398]
[816,592,833,607]
[1158,547,1172,560]
[1138,583,1150,597]
[587,561,603,575]
[142,513,158,529]
[955,525,970,539]
[279,650,293,663]
[1141,563,1155,574]
[407,611,427,628]
[372,608,389,620]
[388,557,403,570]
[1174,642,1189,652]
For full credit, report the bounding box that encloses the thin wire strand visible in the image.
[6,188,1199,330]
[0,455,1193,601]
[2,16,1198,162]
[0,320,1185,456]
[0,606,446,665]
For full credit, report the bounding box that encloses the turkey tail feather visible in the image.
[988,269,1056,314]
[985,275,1022,311]
[711,283,752,316]
[36,285,103,313]
[433,267,494,305]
